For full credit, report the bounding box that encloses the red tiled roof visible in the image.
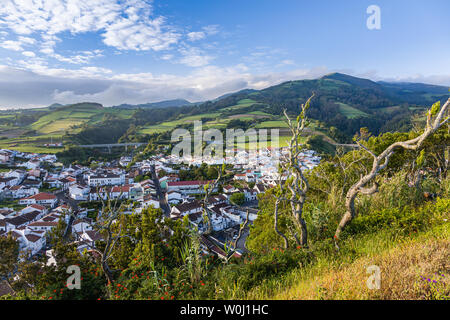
[25,234,42,242]
[28,221,58,227]
[26,193,56,201]
[30,204,46,211]
[168,180,213,187]
[111,185,131,193]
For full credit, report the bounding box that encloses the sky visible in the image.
[0,0,449,109]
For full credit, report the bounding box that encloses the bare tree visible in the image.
[72,188,130,291]
[334,98,449,247]
[221,210,250,264]
[274,94,315,248]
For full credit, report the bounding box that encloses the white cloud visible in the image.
[1,62,449,110]
[0,0,224,71]
[102,16,179,51]
[0,0,181,54]
[0,40,23,51]
[0,63,331,108]
[50,50,104,64]
[0,35,37,52]
[22,51,36,57]
[178,47,214,67]
[161,54,174,61]
[203,25,220,36]
[18,36,36,45]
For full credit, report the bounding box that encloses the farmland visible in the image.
[0,103,134,153]
[336,102,370,119]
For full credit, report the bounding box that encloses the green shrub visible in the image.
[346,198,449,236]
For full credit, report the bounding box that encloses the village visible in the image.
[0,146,321,262]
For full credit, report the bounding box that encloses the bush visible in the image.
[217,248,313,294]
[345,198,449,236]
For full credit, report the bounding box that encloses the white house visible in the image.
[88,173,125,187]
[69,184,90,201]
[10,229,46,256]
[4,211,42,232]
[72,219,93,234]
[0,150,13,163]
[8,186,39,199]
[167,180,215,195]
[27,220,59,233]
[109,185,131,199]
[242,188,258,201]
[3,170,27,186]
[19,160,41,170]
[166,190,182,204]
[0,208,15,220]
[20,204,47,216]
[45,177,63,189]
[223,185,237,194]
[141,195,160,209]
[170,200,202,217]
[233,173,246,181]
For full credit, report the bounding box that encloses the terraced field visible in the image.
[0,104,135,153]
[30,105,134,134]
[255,120,289,128]
[223,98,264,111]
[336,102,370,119]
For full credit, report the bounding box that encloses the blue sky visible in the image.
[0,0,449,108]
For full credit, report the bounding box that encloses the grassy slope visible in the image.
[336,102,369,119]
[244,209,449,300]
[0,105,133,153]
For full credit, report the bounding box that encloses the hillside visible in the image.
[112,99,195,109]
[0,102,135,153]
[243,197,450,300]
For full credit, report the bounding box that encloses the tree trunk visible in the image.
[298,217,308,248]
[334,187,358,242]
[274,200,289,249]
[102,260,114,286]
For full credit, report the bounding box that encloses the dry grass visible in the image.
[270,237,449,300]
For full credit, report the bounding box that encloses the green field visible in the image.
[0,132,65,154]
[30,105,134,134]
[255,120,289,128]
[234,133,307,149]
[138,112,222,134]
[0,104,135,153]
[222,98,263,111]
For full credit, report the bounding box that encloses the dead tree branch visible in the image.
[334,98,450,248]
[273,94,315,248]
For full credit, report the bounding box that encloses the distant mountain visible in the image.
[185,72,449,137]
[48,103,64,110]
[112,99,194,109]
[10,73,449,148]
[212,89,258,102]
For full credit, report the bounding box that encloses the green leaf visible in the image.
[416,149,425,167]
[430,101,440,117]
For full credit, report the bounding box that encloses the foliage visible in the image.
[229,192,245,205]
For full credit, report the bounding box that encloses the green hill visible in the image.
[1,73,448,153]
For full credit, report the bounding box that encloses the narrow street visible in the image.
[54,189,80,239]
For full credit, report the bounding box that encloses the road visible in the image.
[77,142,145,153]
[150,165,171,216]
